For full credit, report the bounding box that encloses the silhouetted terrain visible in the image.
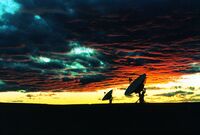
[0,103,200,135]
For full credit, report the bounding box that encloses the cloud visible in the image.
[155,91,194,97]
[0,80,5,85]
[0,0,21,21]
[0,0,199,91]
[0,41,108,91]
[0,25,17,32]
[79,74,110,85]
[186,63,200,73]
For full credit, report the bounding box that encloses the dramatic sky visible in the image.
[0,0,199,94]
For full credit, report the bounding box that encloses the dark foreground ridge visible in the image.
[0,103,200,134]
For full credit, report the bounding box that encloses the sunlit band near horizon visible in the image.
[0,73,199,104]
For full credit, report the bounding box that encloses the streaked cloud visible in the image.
[155,91,194,97]
[0,0,199,94]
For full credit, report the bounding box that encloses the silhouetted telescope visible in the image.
[102,89,113,104]
[124,74,146,96]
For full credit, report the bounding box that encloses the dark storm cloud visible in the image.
[155,91,194,97]
[0,80,22,91]
[79,74,111,85]
[0,0,200,91]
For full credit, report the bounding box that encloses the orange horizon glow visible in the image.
[0,73,199,105]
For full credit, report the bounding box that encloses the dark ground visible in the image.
[0,103,200,135]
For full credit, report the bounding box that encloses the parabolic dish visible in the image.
[102,90,113,100]
[124,74,146,96]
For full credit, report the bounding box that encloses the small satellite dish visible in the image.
[125,74,146,96]
[102,89,113,104]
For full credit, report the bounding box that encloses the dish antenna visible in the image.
[124,74,147,103]
[102,89,113,104]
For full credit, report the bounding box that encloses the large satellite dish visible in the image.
[102,89,113,104]
[124,74,146,96]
